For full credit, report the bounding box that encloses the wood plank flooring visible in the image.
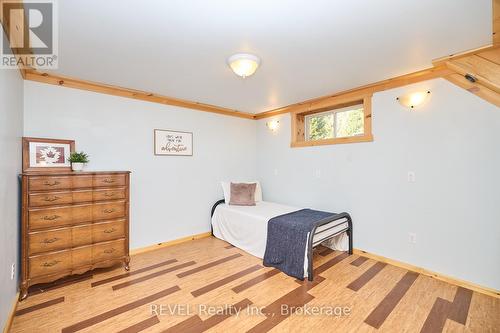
[9,237,500,333]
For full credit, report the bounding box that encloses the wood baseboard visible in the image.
[2,292,19,333]
[130,232,212,256]
[353,249,500,299]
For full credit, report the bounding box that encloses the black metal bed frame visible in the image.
[210,199,353,281]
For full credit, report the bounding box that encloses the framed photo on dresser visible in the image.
[22,137,75,172]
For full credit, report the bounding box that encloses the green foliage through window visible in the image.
[306,106,364,141]
[308,113,333,140]
[335,108,364,138]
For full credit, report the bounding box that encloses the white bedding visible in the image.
[211,201,349,277]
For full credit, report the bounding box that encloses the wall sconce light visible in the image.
[397,91,431,109]
[266,120,280,132]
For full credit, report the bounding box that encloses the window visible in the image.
[305,104,364,141]
[291,95,372,147]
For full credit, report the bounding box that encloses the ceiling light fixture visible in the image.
[227,53,260,78]
[397,91,431,109]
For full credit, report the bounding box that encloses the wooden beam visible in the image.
[445,56,500,93]
[432,44,499,67]
[255,66,452,120]
[477,48,500,65]
[445,73,500,107]
[0,0,31,78]
[24,70,256,119]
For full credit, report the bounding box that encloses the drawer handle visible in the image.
[104,192,116,197]
[42,260,61,267]
[43,181,60,186]
[104,248,115,254]
[43,196,60,202]
[103,208,115,214]
[42,215,61,221]
[42,237,59,244]
[102,179,115,184]
[103,228,116,234]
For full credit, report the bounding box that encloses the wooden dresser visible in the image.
[20,171,130,300]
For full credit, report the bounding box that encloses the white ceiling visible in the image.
[52,0,492,113]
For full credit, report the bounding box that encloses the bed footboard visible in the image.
[210,199,225,235]
[307,212,353,281]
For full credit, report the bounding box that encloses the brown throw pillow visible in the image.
[229,182,257,206]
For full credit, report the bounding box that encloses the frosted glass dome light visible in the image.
[227,53,261,78]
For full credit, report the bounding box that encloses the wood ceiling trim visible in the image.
[445,55,500,93]
[445,73,499,107]
[254,66,452,119]
[24,70,256,120]
[0,0,31,79]
[438,1,500,107]
[432,44,499,67]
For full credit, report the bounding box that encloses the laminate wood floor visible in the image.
[9,237,500,333]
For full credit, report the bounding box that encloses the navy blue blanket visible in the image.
[263,209,336,279]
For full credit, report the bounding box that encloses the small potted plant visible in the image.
[68,151,89,171]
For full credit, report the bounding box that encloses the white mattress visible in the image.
[211,201,348,277]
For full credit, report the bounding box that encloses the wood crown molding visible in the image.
[353,249,500,299]
[435,0,500,106]
[0,0,32,78]
[254,66,452,119]
[24,70,255,119]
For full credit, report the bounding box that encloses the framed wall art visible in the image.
[22,137,75,172]
[154,129,193,156]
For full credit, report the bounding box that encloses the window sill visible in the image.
[290,134,373,148]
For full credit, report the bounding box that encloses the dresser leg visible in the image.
[124,256,130,271]
[19,282,29,301]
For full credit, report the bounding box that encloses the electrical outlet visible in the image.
[408,233,417,244]
[314,169,321,178]
[274,168,279,176]
[407,171,416,183]
[10,263,15,280]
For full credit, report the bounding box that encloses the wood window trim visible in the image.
[291,94,373,148]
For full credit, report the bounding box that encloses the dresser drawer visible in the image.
[93,174,126,187]
[29,250,73,278]
[29,205,93,230]
[28,228,73,254]
[92,239,126,263]
[28,224,95,255]
[29,246,93,279]
[92,220,126,243]
[29,177,72,191]
[93,202,126,220]
[29,190,94,207]
[29,192,74,207]
[29,176,93,191]
[93,188,126,201]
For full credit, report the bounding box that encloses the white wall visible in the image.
[23,77,500,291]
[256,78,500,290]
[23,81,257,249]
[0,47,23,330]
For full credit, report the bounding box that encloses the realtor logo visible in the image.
[1,0,58,69]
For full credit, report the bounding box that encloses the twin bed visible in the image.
[211,195,353,281]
